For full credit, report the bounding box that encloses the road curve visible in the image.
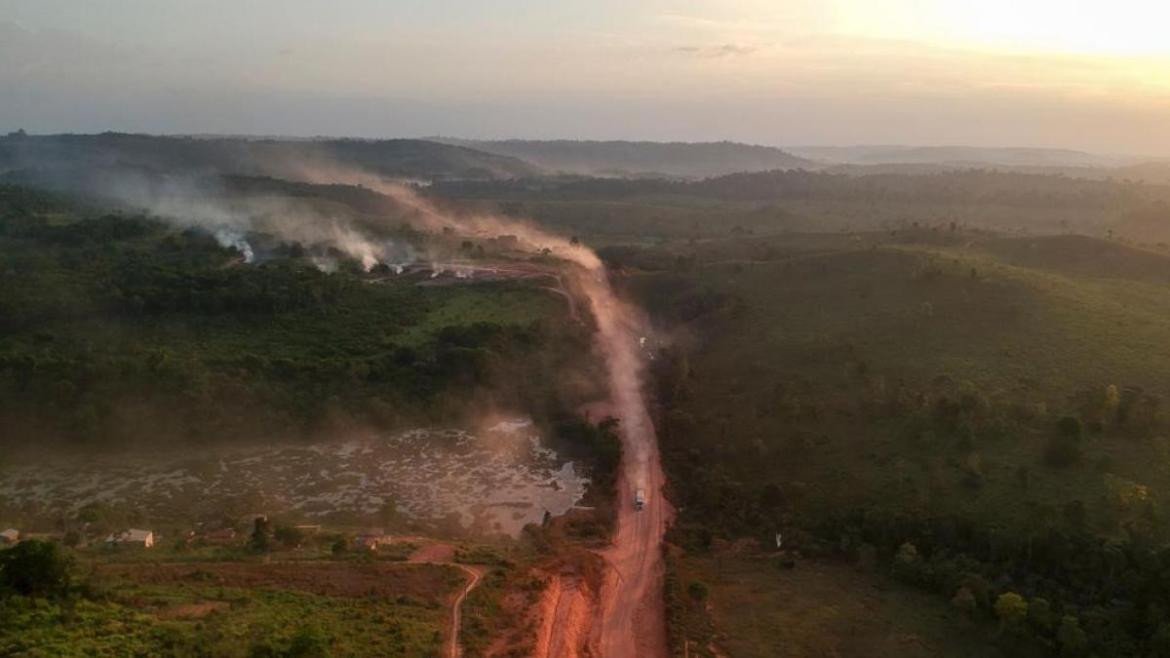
[448,563,483,658]
[407,541,483,658]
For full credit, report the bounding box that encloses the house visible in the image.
[293,524,321,535]
[354,529,393,551]
[0,528,19,545]
[107,529,155,548]
[203,528,238,545]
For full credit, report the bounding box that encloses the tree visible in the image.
[1102,384,1121,426]
[0,540,72,597]
[250,516,271,553]
[274,525,303,549]
[1028,597,1054,633]
[994,592,1028,632]
[1056,616,1088,657]
[951,586,977,616]
[687,581,709,603]
[1063,500,1087,531]
[1046,417,1083,467]
[893,541,921,582]
[1057,415,1082,439]
[1149,622,1170,658]
[287,624,330,657]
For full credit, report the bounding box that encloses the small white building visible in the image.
[107,528,155,548]
[354,529,393,551]
[0,528,19,545]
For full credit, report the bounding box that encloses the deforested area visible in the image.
[6,2,1170,657]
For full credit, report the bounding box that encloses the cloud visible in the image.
[673,43,759,58]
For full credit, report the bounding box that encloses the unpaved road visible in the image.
[400,259,673,656]
[593,402,672,657]
[539,268,674,658]
[538,398,671,658]
[447,563,483,658]
[408,541,484,658]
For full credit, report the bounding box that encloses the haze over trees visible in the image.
[5,131,1170,657]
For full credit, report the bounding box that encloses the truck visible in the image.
[634,488,646,511]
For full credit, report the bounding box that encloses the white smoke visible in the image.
[64,169,413,272]
[212,227,254,263]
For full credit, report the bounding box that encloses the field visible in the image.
[670,553,1001,658]
[0,557,462,657]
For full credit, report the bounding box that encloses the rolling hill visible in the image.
[437,139,815,178]
[0,132,540,182]
[788,145,1130,168]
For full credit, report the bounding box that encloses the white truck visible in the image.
[634,488,646,511]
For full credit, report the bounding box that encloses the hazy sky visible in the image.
[2,0,1169,154]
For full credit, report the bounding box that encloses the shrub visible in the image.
[1046,417,1083,466]
[274,525,304,549]
[951,586,977,616]
[686,581,709,603]
[993,592,1028,632]
[1056,616,1088,657]
[0,540,72,598]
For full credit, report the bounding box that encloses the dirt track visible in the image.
[402,259,673,657]
[408,541,484,658]
[447,563,483,658]
[593,412,671,657]
[538,267,673,658]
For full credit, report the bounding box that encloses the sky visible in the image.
[2,0,1169,155]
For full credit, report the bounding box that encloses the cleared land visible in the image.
[1,558,462,657]
[673,554,1001,658]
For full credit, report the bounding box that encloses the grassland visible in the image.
[669,552,1002,658]
[0,534,564,658]
[1,558,460,657]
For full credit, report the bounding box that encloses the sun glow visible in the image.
[837,0,1170,56]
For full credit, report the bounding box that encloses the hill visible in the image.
[435,168,1170,240]
[619,229,1170,656]
[0,132,540,182]
[437,139,815,178]
[788,145,1129,168]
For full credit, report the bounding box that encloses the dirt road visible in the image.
[537,268,673,658]
[592,395,672,657]
[408,542,484,658]
[447,563,483,658]
[400,258,673,656]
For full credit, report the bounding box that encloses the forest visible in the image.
[0,184,593,447]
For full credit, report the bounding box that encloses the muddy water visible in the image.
[0,420,588,537]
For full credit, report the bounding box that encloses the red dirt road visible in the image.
[592,403,672,658]
[538,268,674,658]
